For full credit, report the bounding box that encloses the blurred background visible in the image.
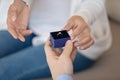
[0,0,12,29]
[0,0,120,80]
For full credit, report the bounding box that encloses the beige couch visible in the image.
[38,1,120,80]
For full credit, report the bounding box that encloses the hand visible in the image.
[44,39,77,80]
[7,0,32,42]
[63,16,94,50]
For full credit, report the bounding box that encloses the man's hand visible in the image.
[7,0,32,42]
[63,16,94,50]
[44,39,77,80]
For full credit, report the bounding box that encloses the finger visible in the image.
[16,23,27,30]
[21,30,33,36]
[18,33,25,42]
[74,28,91,47]
[61,40,73,57]
[54,48,62,56]
[62,22,74,31]
[79,36,91,46]
[79,39,94,50]
[71,47,77,61]
[16,19,28,30]
[71,26,86,39]
[7,5,19,39]
[74,36,91,47]
[8,27,18,39]
[21,6,30,27]
[16,30,25,42]
[44,38,57,57]
[7,18,18,39]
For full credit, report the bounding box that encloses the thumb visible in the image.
[45,38,57,57]
[61,40,73,57]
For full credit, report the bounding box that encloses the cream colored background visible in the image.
[0,0,12,29]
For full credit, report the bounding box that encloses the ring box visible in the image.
[50,30,70,48]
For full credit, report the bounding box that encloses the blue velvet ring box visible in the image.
[50,30,70,48]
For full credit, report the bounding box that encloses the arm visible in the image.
[44,39,77,80]
[72,0,105,25]
[63,0,105,50]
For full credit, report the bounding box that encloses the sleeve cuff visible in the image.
[56,74,73,80]
[73,9,94,26]
[22,0,33,7]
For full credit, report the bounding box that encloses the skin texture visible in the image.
[7,0,32,42]
[63,16,94,50]
[44,39,77,80]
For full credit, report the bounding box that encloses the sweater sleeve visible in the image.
[56,74,73,80]
[22,0,33,7]
[73,0,105,25]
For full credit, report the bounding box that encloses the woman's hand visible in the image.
[63,16,94,50]
[44,39,77,80]
[7,0,32,42]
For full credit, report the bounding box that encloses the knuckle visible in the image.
[18,23,27,28]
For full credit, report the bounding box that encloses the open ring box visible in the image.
[50,30,71,48]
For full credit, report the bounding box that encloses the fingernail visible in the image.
[14,37,17,39]
[21,39,25,42]
[66,40,70,44]
[13,36,17,39]
[22,38,25,42]
[19,37,25,42]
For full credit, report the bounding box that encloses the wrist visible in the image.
[13,0,28,7]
